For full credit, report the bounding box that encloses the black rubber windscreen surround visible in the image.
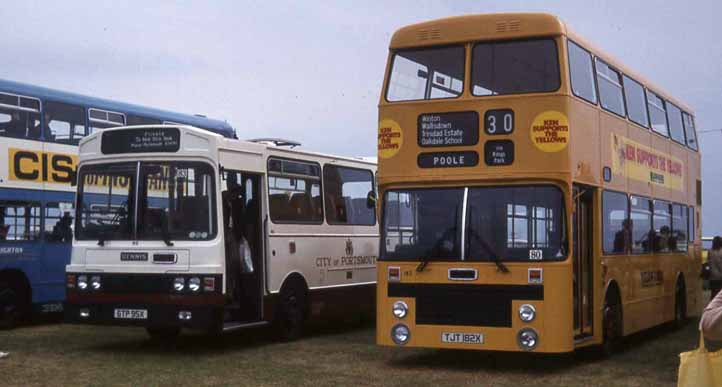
[388,283,543,327]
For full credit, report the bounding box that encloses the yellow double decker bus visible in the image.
[376,13,702,353]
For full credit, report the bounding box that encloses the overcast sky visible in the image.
[2,1,721,233]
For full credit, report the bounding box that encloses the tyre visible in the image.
[146,326,181,342]
[601,297,622,356]
[674,280,687,328]
[0,281,21,330]
[275,281,307,341]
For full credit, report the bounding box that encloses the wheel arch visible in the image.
[0,268,32,306]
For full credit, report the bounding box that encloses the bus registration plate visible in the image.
[441,332,483,345]
[114,308,148,320]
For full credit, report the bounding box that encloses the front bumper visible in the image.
[64,272,224,330]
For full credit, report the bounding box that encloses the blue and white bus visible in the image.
[0,79,235,328]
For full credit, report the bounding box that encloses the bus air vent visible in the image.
[496,20,521,33]
[417,28,441,41]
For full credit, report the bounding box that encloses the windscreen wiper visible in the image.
[469,228,509,273]
[160,211,174,247]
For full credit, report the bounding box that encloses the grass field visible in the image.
[0,315,700,387]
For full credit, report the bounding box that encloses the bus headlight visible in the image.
[188,277,201,292]
[173,277,185,292]
[91,276,101,291]
[517,328,539,351]
[391,324,410,345]
[77,275,88,291]
[392,301,408,319]
[518,304,536,322]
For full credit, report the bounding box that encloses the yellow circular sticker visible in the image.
[378,119,403,159]
[530,111,570,152]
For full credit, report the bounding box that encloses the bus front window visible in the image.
[386,46,465,102]
[77,163,136,241]
[138,162,216,241]
[382,188,464,260]
[471,39,560,96]
[466,186,565,261]
[381,185,566,262]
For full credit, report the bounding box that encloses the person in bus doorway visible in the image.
[222,174,254,300]
[708,236,722,299]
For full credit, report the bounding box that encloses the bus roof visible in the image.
[389,13,693,113]
[0,78,236,138]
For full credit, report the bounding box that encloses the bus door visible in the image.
[573,185,594,339]
[40,199,75,309]
[222,170,263,323]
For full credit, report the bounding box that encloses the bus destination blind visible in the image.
[101,128,181,154]
[417,111,479,147]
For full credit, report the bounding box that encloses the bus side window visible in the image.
[267,158,322,223]
[0,201,41,241]
[43,101,86,144]
[0,92,41,140]
[45,202,74,243]
[323,165,376,226]
[88,108,125,135]
[671,204,687,252]
[126,115,161,126]
[652,200,672,253]
[567,40,597,104]
[602,190,629,255]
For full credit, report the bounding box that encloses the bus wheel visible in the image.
[674,280,687,328]
[601,298,622,356]
[146,326,181,342]
[0,282,21,330]
[276,281,307,341]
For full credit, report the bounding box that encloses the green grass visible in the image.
[0,317,700,387]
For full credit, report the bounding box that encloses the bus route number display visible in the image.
[418,151,479,168]
[484,140,514,166]
[101,128,181,154]
[484,109,514,135]
[417,111,479,147]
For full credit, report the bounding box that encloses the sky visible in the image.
[2,0,722,232]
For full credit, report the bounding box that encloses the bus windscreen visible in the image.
[381,185,565,261]
[386,46,465,102]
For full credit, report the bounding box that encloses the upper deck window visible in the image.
[666,103,686,145]
[647,91,668,137]
[567,41,597,104]
[44,101,86,145]
[471,39,560,96]
[623,75,649,128]
[89,108,125,134]
[683,112,698,150]
[386,46,464,102]
[0,92,41,140]
[595,59,626,117]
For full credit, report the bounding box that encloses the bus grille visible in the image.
[387,283,543,327]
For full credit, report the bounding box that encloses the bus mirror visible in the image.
[366,191,377,209]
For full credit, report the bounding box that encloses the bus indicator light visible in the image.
[528,268,543,284]
[203,277,216,292]
[388,267,401,282]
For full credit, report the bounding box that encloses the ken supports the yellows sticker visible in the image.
[378,119,403,159]
[530,111,569,152]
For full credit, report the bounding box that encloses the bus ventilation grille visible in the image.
[417,28,441,41]
[496,20,521,33]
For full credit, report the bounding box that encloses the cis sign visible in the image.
[8,148,77,184]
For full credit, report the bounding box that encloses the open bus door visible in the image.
[222,170,263,325]
[573,185,594,340]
